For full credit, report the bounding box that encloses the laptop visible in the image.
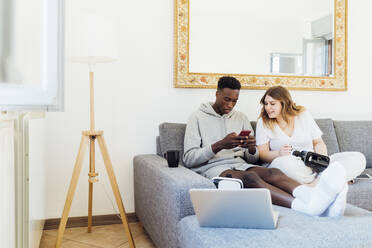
[190,188,279,229]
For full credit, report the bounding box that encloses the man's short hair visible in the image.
[217,76,241,90]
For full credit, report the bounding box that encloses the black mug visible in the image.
[164,150,180,167]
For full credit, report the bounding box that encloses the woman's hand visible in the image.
[313,138,328,156]
[279,144,292,156]
[257,143,281,163]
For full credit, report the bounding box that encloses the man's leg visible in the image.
[248,165,347,215]
[268,156,315,184]
[248,167,301,194]
[219,169,294,208]
[220,163,347,216]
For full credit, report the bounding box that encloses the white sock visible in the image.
[321,184,348,218]
[292,185,311,201]
[291,198,309,214]
[291,162,346,216]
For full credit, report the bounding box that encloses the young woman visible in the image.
[256,86,366,184]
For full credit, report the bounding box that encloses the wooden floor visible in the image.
[39,222,155,248]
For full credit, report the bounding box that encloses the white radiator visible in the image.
[0,119,16,248]
[0,112,45,248]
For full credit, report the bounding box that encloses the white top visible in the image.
[256,110,323,152]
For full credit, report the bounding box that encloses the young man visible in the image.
[183,76,348,217]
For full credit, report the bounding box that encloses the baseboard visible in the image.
[43,213,138,230]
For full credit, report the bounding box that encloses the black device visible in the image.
[292,150,330,173]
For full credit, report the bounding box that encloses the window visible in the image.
[270,53,303,75]
[0,0,64,111]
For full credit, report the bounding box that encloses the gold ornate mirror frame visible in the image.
[174,0,347,91]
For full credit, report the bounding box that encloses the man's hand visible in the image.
[239,135,256,154]
[212,133,243,153]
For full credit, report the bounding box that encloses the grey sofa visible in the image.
[134,119,372,248]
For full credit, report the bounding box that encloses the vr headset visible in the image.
[292,150,330,173]
[212,177,243,189]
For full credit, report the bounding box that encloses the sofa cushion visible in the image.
[334,121,372,168]
[156,136,162,156]
[178,204,372,248]
[348,168,372,210]
[159,123,187,163]
[315,119,340,155]
[250,121,257,133]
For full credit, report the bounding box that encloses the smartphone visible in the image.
[239,130,251,136]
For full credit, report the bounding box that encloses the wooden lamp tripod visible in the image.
[55,66,135,248]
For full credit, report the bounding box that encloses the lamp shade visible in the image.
[69,12,119,64]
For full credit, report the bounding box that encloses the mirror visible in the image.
[174,0,347,90]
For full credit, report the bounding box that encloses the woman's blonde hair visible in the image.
[259,86,305,130]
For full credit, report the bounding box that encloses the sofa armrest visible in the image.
[134,154,214,248]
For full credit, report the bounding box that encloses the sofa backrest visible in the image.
[314,119,340,155]
[334,121,372,168]
[158,123,187,163]
[157,118,340,161]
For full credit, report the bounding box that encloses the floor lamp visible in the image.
[55,13,135,247]
[55,56,135,248]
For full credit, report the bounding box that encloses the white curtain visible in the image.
[0,120,15,248]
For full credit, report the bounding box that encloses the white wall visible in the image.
[44,0,372,218]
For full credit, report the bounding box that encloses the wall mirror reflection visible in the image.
[174,0,347,90]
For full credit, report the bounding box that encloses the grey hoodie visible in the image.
[183,102,259,176]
